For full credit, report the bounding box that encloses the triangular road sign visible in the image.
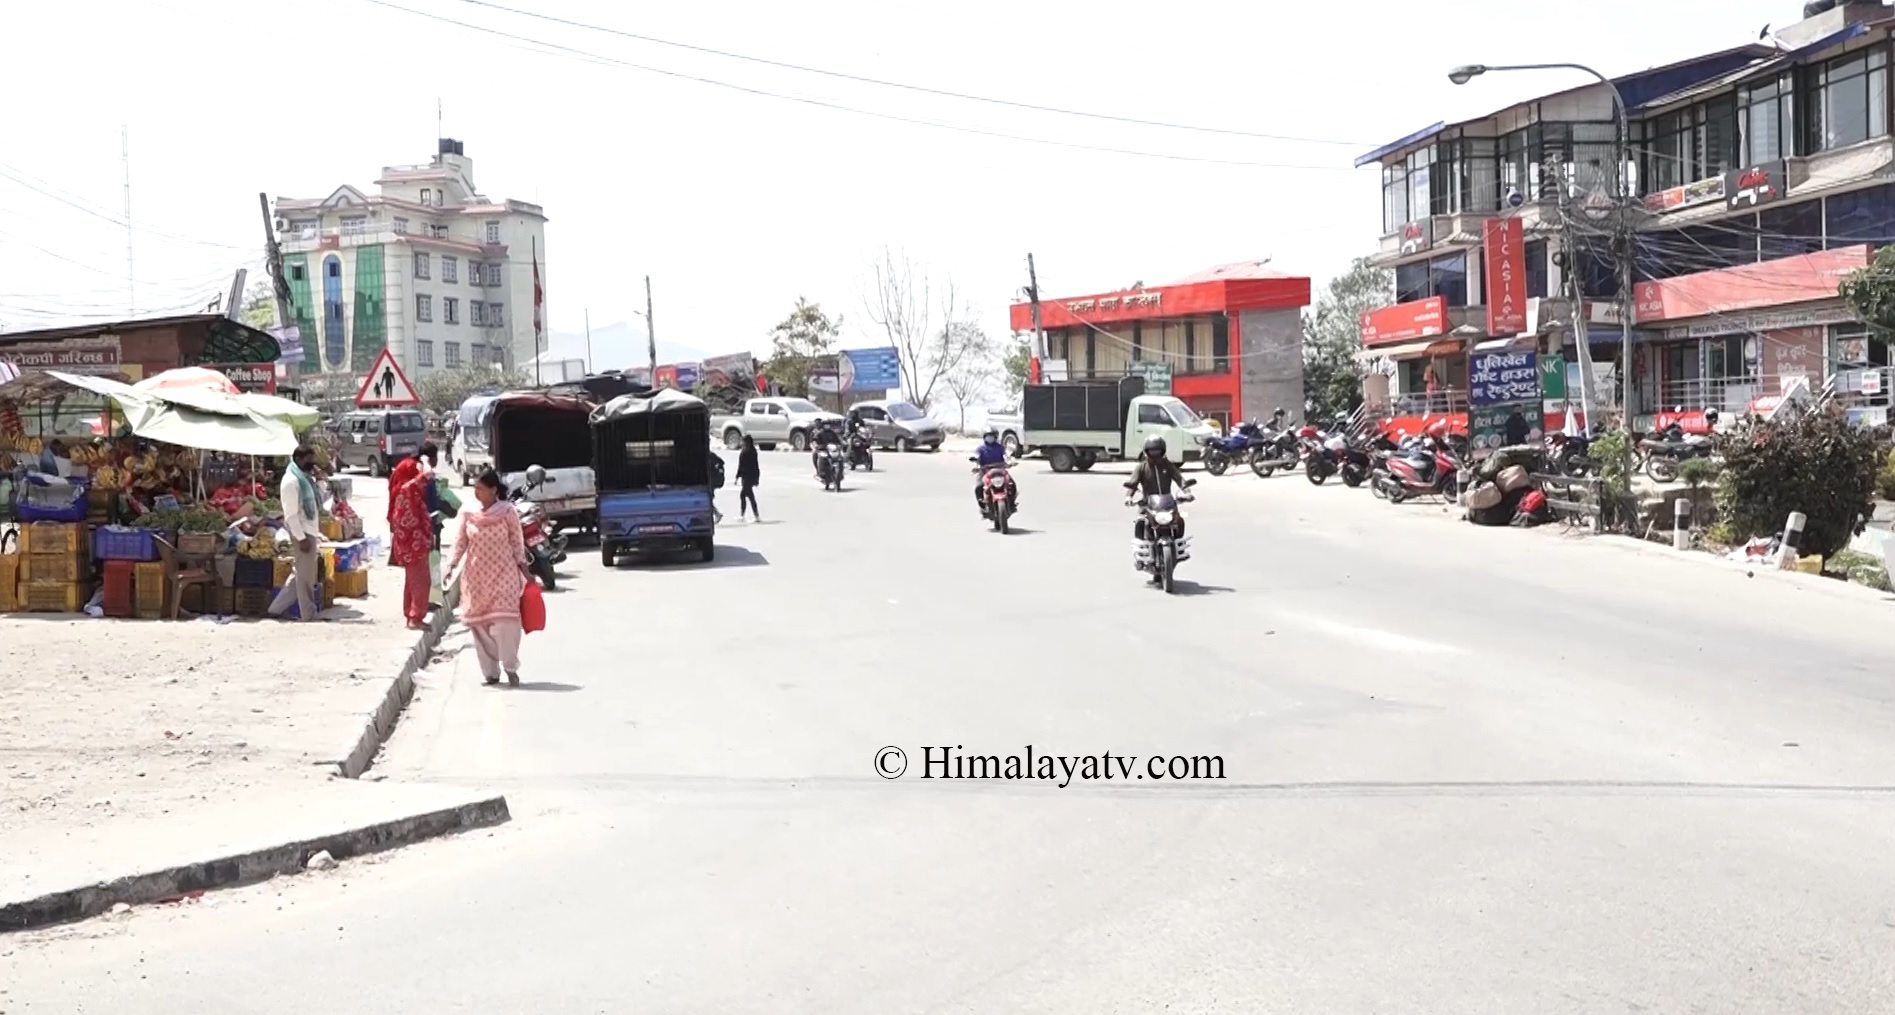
[355,349,420,408]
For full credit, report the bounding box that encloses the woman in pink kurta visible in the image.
[445,470,529,686]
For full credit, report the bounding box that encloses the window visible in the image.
[443,297,459,325]
[1137,404,1170,425]
[1382,163,1410,234]
[1639,97,1737,195]
[340,215,367,236]
[469,261,483,287]
[1394,252,1471,305]
[486,263,503,286]
[1210,316,1229,373]
[487,302,504,327]
[1429,138,1500,215]
[289,218,317,235]
[444,342,462,368]
[1524,239,1549,299]
[326,259,341,278]
[1825,182,1895,247]
[392,218,408,234]
[416,294,433,322]
[416,340,435,367]
[471,301,487,326]
[1804,48,1889,153]
[429,224,449,238]
[1740,74,1796,164]
[442,256,458,284]
[420,188,432,205]
[413,252,431,279]
[470,344,487,364]
[486,221,501,244]
[290,263,305,282]
[1761,199,1825,259]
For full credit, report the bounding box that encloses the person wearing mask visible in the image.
[1123,435,1194,559]
[970,429,1016,512]
[268,445,323,622]
[736,434,761,520]
[387,444,438,630]
[445,470,529,687]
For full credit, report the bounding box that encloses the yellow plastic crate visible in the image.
[20,522,82,556]
[331,567,369,599]
[133,561,167,619]
[273,556,294,587]
[23,551,86,584]
[0,553,19,611]
[19,580,87,613]
[319,517,344,541]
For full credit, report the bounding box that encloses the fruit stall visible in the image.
[0,367,379,620]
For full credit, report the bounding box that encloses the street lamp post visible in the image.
[1451,62,1638,484]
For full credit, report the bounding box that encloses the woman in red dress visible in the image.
[387,447,437,629]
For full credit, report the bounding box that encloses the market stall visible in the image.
[0,368,376,619]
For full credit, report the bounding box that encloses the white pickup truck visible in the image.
[711,397,846,451]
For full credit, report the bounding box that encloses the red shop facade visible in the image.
[1007,263,1312,430]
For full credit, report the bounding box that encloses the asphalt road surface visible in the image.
[9,448,1895,1014]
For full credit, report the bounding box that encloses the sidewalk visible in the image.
[0,553,499,931]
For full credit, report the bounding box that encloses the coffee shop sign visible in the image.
[1066,292,1163,314]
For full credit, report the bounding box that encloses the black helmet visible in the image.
[1142,435,1167,457]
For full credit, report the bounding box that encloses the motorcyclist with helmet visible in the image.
[809,418,844,476]
[971,429,1017,514]
[1124,432,1194,522]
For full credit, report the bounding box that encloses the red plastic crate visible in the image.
[101,559,136,618]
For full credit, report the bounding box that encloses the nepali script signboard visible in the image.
[1468,349,1544,459]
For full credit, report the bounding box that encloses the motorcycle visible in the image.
[1198,420,1266,477]
[848,429,875,471]
[1545,422,1605,477]
[971,457,1017,534]
[1371,432,1463,504]
[1248,409,1302,477]
[816,442,846,491]
[1129,483,1195,594]
[510,466,567,591]
[1638,410,1717,482]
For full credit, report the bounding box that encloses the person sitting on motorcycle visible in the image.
[1124,435,1194,568]
[971,429,1015,511]
[809,419,843,475]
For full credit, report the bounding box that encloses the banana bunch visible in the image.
[92,466,124,491]
[236,526,279,559]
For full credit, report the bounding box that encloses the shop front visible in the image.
[1008,263,1312,430]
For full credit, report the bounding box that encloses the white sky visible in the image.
[0,0,1801,364]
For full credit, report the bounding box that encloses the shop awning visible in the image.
[46,370,298,456]
[1474,336,1535,352]
[1355,339,1436,362]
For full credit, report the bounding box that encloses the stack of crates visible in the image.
[327,539,369,599]
[0,535,20,613]
[134,561,167,619]
[18,522,90,613]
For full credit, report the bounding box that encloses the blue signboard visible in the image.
[674,363,700,389]
[1468,350,1540,406]
[842,347,901,392]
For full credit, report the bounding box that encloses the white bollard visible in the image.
[1673,497,1692,551]
[1772,510,1807,570]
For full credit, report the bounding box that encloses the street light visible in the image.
[1452,60,1638,484]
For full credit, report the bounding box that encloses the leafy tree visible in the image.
[1302,258,1392,421]
[1715,408,1880,558]
[415,364,530,413]
[763,298,841,398]
[239,279,278,331]
[1001,334,1032,394]
[1840,245,1895,334]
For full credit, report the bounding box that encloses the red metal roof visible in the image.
[1007,263,1310,332]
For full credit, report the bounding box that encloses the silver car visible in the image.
[847,399,944,452]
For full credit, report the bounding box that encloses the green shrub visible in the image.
[1826,549,1893,592]
[1719,410,1880,558]
[1678,457,1723,489]
[1589,430,1632,495]
[1876,447,1895,501]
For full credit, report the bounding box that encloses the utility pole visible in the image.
[644,275,658,381]
[257,192,297,374]
[122,126,134,314]
[584,308,594,374]
[1026,253,1046,381]
[223,268,248,323]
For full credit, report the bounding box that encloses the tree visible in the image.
[1001,334,1032,394]
[763,298,841,397]
[1713,407,1881,558]
[939,328,1000,432]
[415,364,530,413]
[1302,257,1393,422]
[239,279,278,331]
[862,247,991,409]
[1840,244,1895,334]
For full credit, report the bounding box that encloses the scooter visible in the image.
[848,429,875,471]
[1372,435,1463,504]
[971,458,1017,534]
[510,465,567,590]
[816,443,846,491]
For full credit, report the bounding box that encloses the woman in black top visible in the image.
[736,435,761,520]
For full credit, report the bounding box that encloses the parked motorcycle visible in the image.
[511,465,567,591]
[1129,483,1195,594]
[848,429,875,471]
[1545,422,1605,477]
[1371,428,1463,504]
[1638,410,1718,482]
[971,457,1017,533]
[1248,408,1301,477]
[1198,420,1265,477]
[816,442,846,491]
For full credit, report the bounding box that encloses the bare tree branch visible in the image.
[861,247,996,411]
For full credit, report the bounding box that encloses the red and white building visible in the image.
[1008,261,1311,431]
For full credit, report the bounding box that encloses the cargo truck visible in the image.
[1021,377,1218,473]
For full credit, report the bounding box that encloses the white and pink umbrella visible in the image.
[134,366,240,396]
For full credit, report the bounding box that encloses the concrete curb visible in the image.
[336,577,460,780]
[0,794,510,935]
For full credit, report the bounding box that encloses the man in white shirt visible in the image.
[268,444,323,621]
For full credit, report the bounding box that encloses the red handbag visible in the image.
[519,580,546,634]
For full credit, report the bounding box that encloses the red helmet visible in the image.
[1424,419,1450,441]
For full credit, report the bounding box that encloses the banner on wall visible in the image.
[1482,218,1527,337]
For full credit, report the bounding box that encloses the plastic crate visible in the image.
[326,540,367,574]
[23,551,86,584]
[134,561,166,619]
[232,557,274,589]
[179,582,206,615]
[102,560,136,618]
[331,567,369,599]
[267,583,323,620]
[94,526,159,562]
[0,552,18,611]
[177,531,221,557]
[235,587,273,617]
[20,522,83,556]
[319,517,344,541]
[207,586,235,616]
[19,580,87,613]
[321,581,336,611]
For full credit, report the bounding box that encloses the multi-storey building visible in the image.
[273,138,547,382]
[1354,0,1895,433]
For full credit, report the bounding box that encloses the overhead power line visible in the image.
[361,0,1362,171]
[443,0,1369,146]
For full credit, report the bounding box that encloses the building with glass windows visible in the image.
[1353,1,1895,434]
[273,139,548,385]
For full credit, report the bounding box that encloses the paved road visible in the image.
[8,449,1895,1014]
